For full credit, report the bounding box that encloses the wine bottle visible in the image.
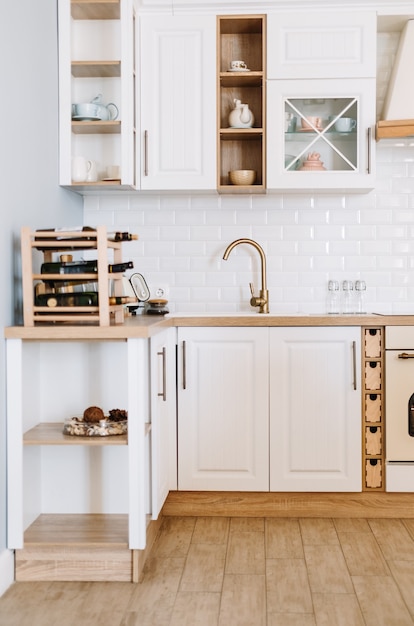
[108,232,138,242]
[35,292,99,307]
[41,260,134,276]
[109,296,138,305]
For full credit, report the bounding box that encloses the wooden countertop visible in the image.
[4,312,414,339]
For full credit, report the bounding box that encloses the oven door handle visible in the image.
[398,352,414,359]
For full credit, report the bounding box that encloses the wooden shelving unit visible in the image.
[217,15,266,193]
[21,225,128,326]
[362,327,385,491]
[376,119,414,140]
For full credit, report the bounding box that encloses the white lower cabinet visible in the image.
[177,327,269,491]
[150,328,177,518]
[270,327,362,491]
[176,326,361,493]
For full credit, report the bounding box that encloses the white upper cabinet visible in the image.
[267,77,376,192]
[267,11,376,80]
[266,10,376,192]
[138,14,216,190]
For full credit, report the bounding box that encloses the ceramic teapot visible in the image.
[228,99,254,129]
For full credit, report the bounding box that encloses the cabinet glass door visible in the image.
[284,97,358,173]
[267,78,375,192]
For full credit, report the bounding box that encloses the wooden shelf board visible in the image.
[71,60,121,78]
[218,184,266,194]
[376,119,414,140]
[71,0,120,20]
[33,273,98,281]
[218,16,264,35]
[71,120,121,134]
[23,513,128,546]
[24,422,127,445]
[220,128,264,140]
[220,72,263,88]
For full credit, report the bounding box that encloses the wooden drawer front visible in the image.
[364,328,382,359]
[365,459,383,489]
[365,426,382,456]
[364,361,382,390]
[365,393,382,423]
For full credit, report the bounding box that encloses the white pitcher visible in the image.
[71,156,91,182]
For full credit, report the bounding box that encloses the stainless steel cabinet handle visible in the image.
[157,347,166,401]
[182,340,187,390]
[352,341,357,390]
[144,130,149,177]
[367,127,372,175]
[398,352,414,359]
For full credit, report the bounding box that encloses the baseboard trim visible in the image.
[163,491,414,518]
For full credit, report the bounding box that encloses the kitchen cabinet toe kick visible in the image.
[162,491,414,518]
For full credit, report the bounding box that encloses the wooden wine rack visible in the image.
[362,327,385,490]
[21,226,128,326]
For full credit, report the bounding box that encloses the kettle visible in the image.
[228,99,255,129]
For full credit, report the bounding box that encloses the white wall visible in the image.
[84,31,414,316]
[0,0,83,594]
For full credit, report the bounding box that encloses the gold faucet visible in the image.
[222,238,269,314]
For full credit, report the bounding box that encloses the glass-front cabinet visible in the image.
[267,78,376,192]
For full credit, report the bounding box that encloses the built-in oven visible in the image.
[385,326,414,490]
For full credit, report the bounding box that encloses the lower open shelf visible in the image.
[16,514,132,582]
[15,512,163,583]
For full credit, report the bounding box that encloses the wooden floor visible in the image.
[3,515,414,625]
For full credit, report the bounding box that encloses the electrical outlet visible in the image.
[150,284,169,300]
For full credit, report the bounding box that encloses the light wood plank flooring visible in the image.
[2,516,414,625]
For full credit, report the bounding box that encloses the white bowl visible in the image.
[229,169,256,186]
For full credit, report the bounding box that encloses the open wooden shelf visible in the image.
[71,60,121,78]
[71,120,121,134]
[217,14,266,193]
[376,119,414,140]
[24,514,128,546]
[16,513,133,582]
[23,422,128,446]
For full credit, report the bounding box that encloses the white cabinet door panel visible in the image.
[139,15,216,190]
[270,327,361,492]
[177,327,269,491]
[267,11,376,79]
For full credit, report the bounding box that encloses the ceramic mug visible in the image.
[230,60,247,70]
[71,156,91,182]
[301,116,322,130]
[334,117,357,132]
